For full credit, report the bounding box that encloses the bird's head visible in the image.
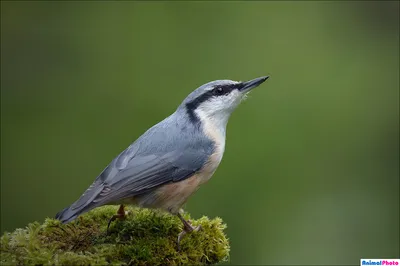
[180,76,269,126]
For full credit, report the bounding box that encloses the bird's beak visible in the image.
[239,76,269,93]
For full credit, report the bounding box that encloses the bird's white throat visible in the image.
[195,107,228,168]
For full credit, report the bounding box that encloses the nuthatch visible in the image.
[56,76,269,248]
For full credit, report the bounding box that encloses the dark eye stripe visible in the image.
[187,84,239,110]
[185,83,242,122]
[213,84,237,95]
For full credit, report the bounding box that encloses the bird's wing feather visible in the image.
[88,148,208,206]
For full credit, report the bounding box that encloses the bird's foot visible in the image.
[107,205,130,234]
[177,214,202,251]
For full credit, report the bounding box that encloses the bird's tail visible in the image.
[55,206,80,223]
[55,180,105,223]
[55,201,101,223]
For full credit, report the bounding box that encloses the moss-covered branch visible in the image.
[0,206,230,265]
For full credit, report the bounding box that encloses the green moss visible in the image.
[0,206,230,265]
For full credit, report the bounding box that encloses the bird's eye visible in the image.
[214,87,225,95]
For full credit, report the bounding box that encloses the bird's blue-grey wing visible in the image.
[56,143,210,223]
[93,148,207,204]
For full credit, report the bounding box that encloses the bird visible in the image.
[55,75,269,249]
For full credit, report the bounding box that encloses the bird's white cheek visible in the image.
[226,92,243,109]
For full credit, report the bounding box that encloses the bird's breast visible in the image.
[197,118,226,184]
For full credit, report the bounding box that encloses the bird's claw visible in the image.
[106,205,130,234]
[177,222,202,251]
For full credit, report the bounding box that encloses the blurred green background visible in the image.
[1,1,399,265]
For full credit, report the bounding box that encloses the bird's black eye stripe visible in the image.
[213,84,237,95]
[186,83,242,122]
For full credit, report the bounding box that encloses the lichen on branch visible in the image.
[0,206,230,265]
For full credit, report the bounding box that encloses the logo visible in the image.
[360,259,400,266]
